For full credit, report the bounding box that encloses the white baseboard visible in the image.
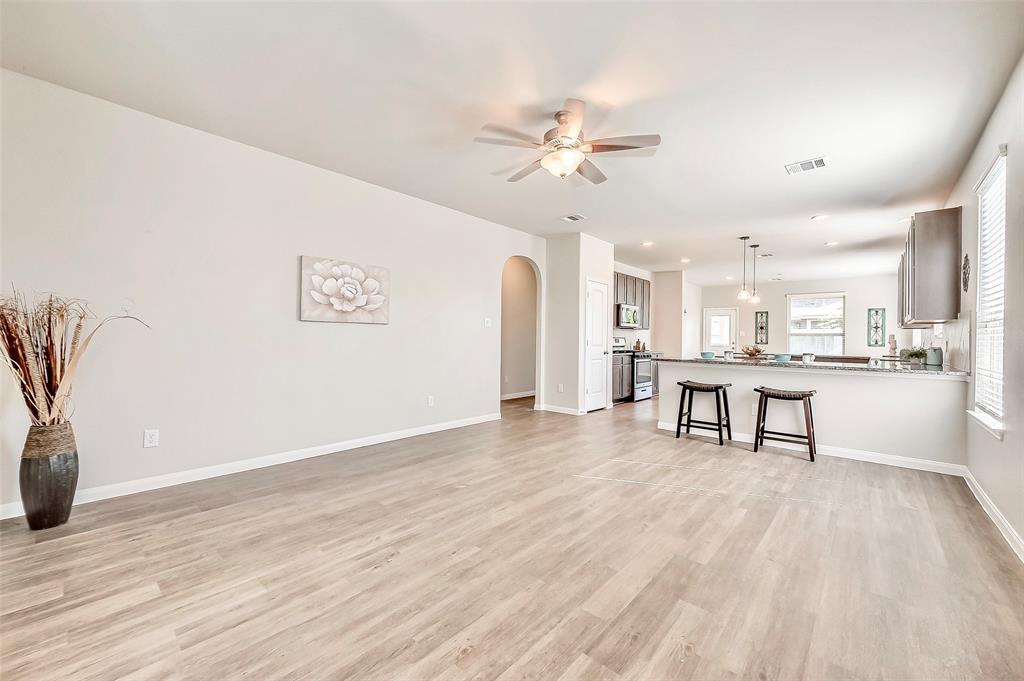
[655,421,968,476]
[0,412,501,520]
[964,469,1024,564]
[500,390,536,401]
[535,404,585,416]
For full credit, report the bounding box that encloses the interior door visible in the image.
[585,279,610,411]
[703,307,738,355]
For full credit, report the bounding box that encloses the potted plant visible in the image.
[0,292,143,530]
[901,346,928,368]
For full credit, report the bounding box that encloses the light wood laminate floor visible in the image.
[2,397,1022,680]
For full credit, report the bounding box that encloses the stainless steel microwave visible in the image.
[617,304,639,328]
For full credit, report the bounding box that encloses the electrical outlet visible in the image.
[751,403,758,416]
[143,429,160,448]
[504,375,509,383]
[484,317,492,328]
[427,395,435,407]
[557,383,564,393]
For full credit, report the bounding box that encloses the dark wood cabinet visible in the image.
[613,271,651,330]
[899,206,961,327]
[612,354,633,401]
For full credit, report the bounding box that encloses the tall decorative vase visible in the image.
[19,422,79,530]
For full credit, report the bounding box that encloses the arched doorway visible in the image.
[500,256,541,409]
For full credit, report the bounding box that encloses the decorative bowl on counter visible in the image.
[774,354,792,362]
[700,351,716,359]
[740,345,764,358]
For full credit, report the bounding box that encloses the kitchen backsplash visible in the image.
[923,311,971,373]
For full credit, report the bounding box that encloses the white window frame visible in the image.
[787,292,847,355]
[969,145,1007,434]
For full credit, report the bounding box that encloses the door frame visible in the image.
[703,306,738,353]
[583,278,611,412]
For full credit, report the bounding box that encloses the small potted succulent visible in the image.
[901,346,928,368]
[0,291,143,530]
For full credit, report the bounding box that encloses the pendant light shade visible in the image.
[736,236,751,300]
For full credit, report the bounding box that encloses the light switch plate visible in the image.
[484,317,493,328]
[143,429,160,448]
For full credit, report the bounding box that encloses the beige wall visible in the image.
[651,271,685,357]
[500,257,538,398]
[945,53,1024,544]
[682,281,703,358]
[0,71,547,510]
[701,274,912,357]
[543,234,582,412]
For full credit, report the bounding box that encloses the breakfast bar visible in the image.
[655,358,968,471]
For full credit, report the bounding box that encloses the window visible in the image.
[788,293,845,354]
[974,151,1006,421]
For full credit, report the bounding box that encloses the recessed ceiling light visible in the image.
[825,241,840,247]
[679,257,691,263]
[770,276,783,281]
[725,276,734,280]
[898,216,912,223]
[810,215,829,221]
[641,241,654,247]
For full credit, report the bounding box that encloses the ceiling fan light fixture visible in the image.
[541,147,585,178]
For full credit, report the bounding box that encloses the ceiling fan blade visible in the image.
[481,123,540,145]
[474,136,540,149]
[576,158,607,184]
[561,98,586,139]
[507,159,543,182]
[584,134,661,149]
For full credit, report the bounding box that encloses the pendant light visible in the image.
[749,243,761,304]
[736,236,751,300]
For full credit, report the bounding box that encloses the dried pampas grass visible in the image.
[0,290,146,425]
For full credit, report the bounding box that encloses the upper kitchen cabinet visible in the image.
[898,206,961,327]
[614,271,651,329]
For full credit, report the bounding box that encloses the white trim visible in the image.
[966,409,1005,441]
[500,390,536,401]
[964,468,1024,563]
[655,421,968,476]
[535,404,585,416]
[971,142,1009,193]
[0,413,501,520]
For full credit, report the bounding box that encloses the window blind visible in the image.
[975,154,1006,420]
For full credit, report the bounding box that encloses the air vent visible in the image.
[757,253,773,258]
[784,157,827,175]
[561,213,587,222]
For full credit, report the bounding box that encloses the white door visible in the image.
[585,279,609,411]
[703,307,738,355]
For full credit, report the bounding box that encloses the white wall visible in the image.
[612,261,651,349]
[682,281,703,358]
[651,271,684,356]
[500,257,537,398]
[0,70,547,509]
[700,274,912,357]
[944,53,1024,546]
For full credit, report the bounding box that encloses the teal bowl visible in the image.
[774,354,792,362]
[700,351,716,359]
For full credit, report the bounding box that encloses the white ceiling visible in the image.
[3,2,1023,284]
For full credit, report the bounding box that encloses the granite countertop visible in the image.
[655,357,969,378]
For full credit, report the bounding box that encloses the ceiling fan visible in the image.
[474,98,661,184]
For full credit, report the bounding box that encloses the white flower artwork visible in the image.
[299,256,390,324]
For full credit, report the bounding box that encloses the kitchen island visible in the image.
[655,358,968,472]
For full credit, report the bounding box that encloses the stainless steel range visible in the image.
[632,352,654,401]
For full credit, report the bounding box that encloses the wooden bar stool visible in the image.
[753,386,817,461]
[675,381,732,446]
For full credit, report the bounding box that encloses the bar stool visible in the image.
[675,381,732,446]
[753,386,817,461]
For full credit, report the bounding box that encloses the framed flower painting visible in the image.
[299,256,390,324]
